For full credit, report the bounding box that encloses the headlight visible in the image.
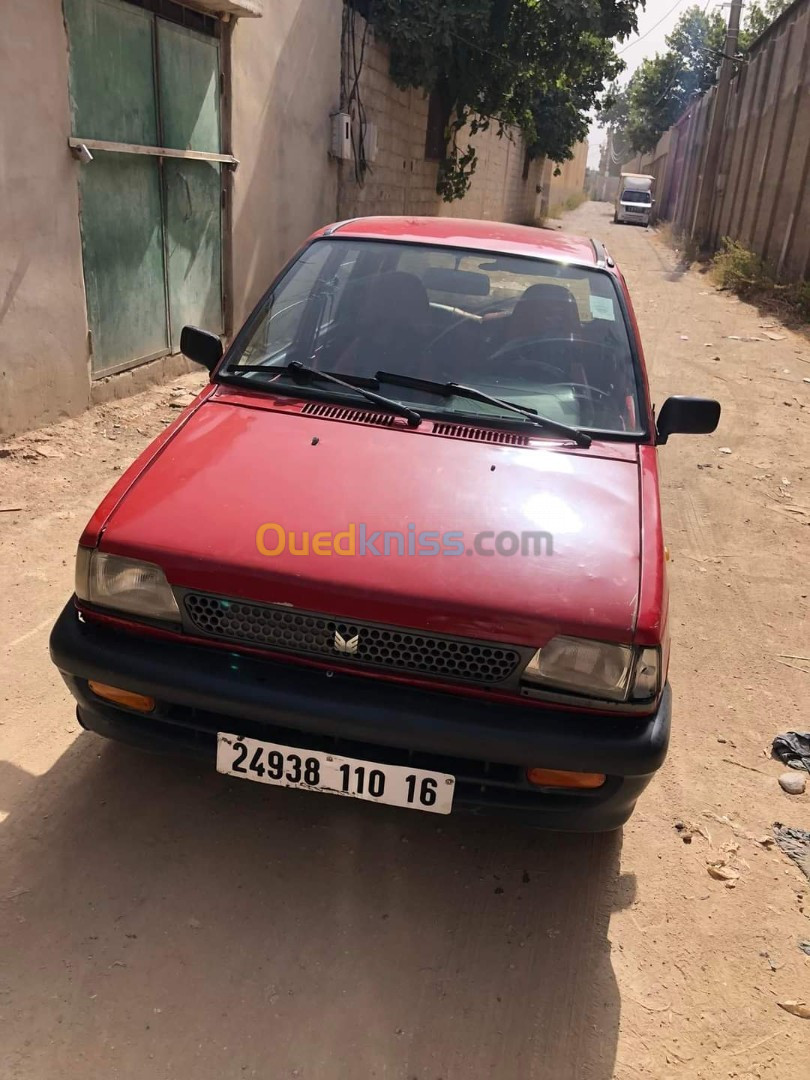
[522,636,660,704]
[75,548,181,624]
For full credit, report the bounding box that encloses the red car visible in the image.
[50,217,720,831]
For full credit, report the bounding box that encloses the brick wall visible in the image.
[337,27,543,225]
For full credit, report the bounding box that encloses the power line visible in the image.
[617,0,690,55]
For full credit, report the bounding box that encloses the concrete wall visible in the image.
[0,0,90,436]
[440,124,539,224]
[712,0,810,278]
[630,0,810,281]
[0,0,343,438]
[337,26,544,226]
[230,0,342,326]
[544,141,589,216]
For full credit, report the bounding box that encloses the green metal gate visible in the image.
[64,0,232,376]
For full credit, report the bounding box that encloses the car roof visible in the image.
[315,216,604,267]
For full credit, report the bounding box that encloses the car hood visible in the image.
[99,397,642,647]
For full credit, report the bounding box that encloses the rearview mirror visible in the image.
[180,325,223,371]
[422,267,490,296]
[657,396,721,444]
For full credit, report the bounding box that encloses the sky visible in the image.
[586,0,726,167]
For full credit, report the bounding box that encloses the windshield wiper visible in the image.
[222,362,422,428]
[287,362,422,427]
[224,364,379,389]
[375,371,592,448]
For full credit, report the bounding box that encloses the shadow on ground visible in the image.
[2,735,635,1079]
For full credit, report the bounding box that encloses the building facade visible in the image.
[1,0,584,436]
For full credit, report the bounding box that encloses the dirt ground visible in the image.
[1,200,809,1080]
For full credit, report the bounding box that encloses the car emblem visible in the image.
[334,629,360,655]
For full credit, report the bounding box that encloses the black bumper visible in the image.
[50,602,671,831]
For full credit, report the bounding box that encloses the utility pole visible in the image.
[691,0,743,249]
[600,129,612,200]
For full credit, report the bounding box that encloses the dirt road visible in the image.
[1,201,808,1079]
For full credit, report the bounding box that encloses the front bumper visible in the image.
[50,602,671,831]
[617,209,651,225]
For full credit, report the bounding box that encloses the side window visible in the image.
[240,243,334,365]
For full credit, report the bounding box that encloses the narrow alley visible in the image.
[1,201,808,1079]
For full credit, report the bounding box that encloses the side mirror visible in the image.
[657,396,721,444]
[180,325,223,372]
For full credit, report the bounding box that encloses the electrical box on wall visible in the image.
[361,122,378,163]
[330,112,353,160]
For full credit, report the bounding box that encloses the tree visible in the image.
[598,5,726,155]
[739,0,792,49]
[600,1,796,156]
[665,4,726,91]
[358,0,643,199]
[526,87,595,168]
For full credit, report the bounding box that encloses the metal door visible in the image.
[65,0,169,374]
[64,0,228,376]
[157,19,223,349]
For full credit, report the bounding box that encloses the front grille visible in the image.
[183,593,521,685]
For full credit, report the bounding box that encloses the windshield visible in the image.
[622,190,651,204]
[225,238,645,436]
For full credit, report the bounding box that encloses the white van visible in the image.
[615,174,655,226]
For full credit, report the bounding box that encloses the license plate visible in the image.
[216,733,455,815]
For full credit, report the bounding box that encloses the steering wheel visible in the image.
[421,317,486,382]
[542,381,611,427]
[545,381,611,399]
[487,337,568,380]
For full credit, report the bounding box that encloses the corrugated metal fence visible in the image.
[622,0,810,281]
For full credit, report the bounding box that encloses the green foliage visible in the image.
[623,52,687,153]
[665,5,726,89]
[712,238,772,292]
[360,0,642,199]
[739,0,793,50]
[712,238,810,322]
[795,281,810,321]
[601,1,795,156]
[599,5,726,154]
[526,80,601,165]
[437,143,478,201]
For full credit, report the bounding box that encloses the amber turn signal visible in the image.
[526,768,606,790]
[88,681,155,713]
